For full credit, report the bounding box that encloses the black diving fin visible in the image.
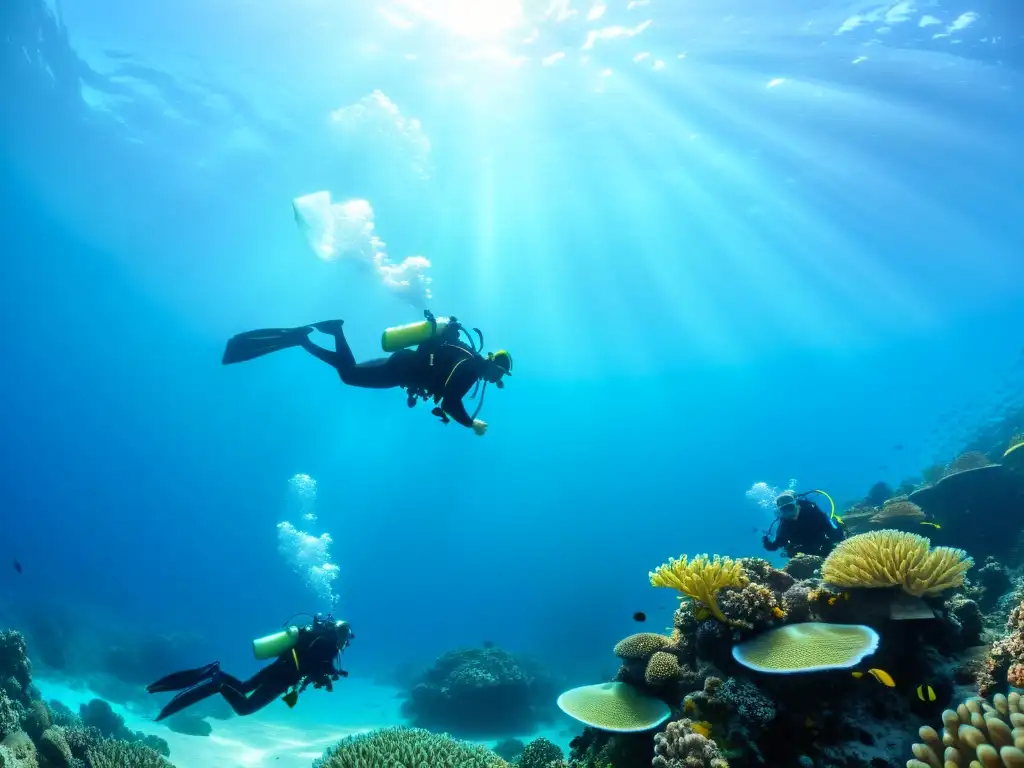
[222,327,311,365]
[281,689,299,708]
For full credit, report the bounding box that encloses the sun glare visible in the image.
[392,0,525,40]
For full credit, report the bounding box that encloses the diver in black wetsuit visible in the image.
[221,312,512,436]
[146,614,352,720]
[762,490,846,558]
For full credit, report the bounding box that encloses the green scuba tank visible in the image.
[381,317,451,353]
[252,626,301,660]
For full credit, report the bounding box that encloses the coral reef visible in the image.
[650,555,748,625]
[652,718,729,768]
[908,693,1024,767]
[313,727,509,767]
[821,530,973,596]
[401,646,557,736]
[980,598,1024,697]
[514,737,562,767]
[0,629,177,768]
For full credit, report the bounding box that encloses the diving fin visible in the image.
[222,327,311,365]
[146,662,221,694]
[281,690,299,708]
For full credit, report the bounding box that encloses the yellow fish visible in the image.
[694,606,712,621]
[916,685,936,702]
[827,596,838,606]
[920,522,941,530]
[852,669,896,687]
[843,592,850,600]
[867,668,896,687]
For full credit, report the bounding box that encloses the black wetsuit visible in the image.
[302,324,487,428]
[147,625,344,720]
[763,499,846,558]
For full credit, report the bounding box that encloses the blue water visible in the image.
[2,0,1023,752]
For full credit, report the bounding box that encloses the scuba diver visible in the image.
[146,613,352,720]
[221,311,512,436]
[762,489,846,558]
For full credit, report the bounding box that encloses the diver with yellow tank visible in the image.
[221,311,512,435]
[145,613,352,719]
[762,489,846,558]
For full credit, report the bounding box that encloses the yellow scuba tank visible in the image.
[252,626,301,660]
[381,317,451,353]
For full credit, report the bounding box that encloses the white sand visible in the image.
[35,677,574,767]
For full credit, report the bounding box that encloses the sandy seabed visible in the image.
[35,677,573,767]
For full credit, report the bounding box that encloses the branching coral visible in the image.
[650,555,748,625]
[87,740,174,768]
[907,693,1024,768]
[652,718,729,768]
[821,530,973,597]
[313,727,509,767]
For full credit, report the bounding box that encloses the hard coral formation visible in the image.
[822,530,973,596]
[653,718,729,768]
[981,599,1024,697]
[650,555,748,625]
[401,646,555,736]
[908,693,1024,768]
[945,451,993,477]
[731,623,880,673]
[557,682,671,732]
[515,737,563,768]
[614,633,671,660]
[313,727,509,767]
[869,498,925,525]
[718,583,784,631]
[87,740,173,768]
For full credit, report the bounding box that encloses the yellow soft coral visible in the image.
[821,530,972,597]
[649,554,747,625]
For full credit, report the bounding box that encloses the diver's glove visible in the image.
[472,419,488,436]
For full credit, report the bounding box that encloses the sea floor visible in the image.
[35,676,574,767]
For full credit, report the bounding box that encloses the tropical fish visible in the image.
[633,612,647,623]
[916,684,936,702]
[867,668,895,687]
[920,521,942,529]
[12,560,21,575]
[694,605,712,621]
[852,668,895,687]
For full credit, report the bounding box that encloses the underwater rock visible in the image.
[0,632,32,704]
[865,481,893,507]
[492,737,524,762]
[783,555,823,581]
[400,646,557,736]
[165,712,212,737]
[945,594,984,648]
[567,726,653,768]
[976,557,1013,611]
